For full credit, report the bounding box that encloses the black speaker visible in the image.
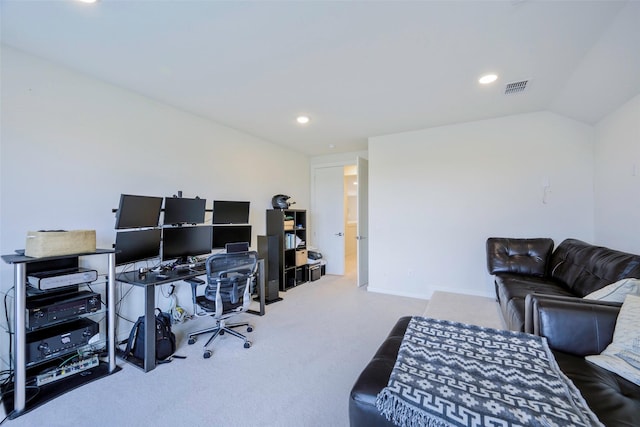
[258,235,281,303]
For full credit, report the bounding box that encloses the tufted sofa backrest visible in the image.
[549,239,640,297]
[486,237,554,277]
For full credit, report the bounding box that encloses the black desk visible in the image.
[116,259,265,372]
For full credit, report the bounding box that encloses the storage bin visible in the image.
[25,230,96,257]
[295,249,307,266]
[309,265,321,281]
[295,267,307,284]
[284,220,294,230]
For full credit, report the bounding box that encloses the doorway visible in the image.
[344,167,358,276]
[311,158,368,286]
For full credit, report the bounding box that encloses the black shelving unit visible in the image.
[1,250,119,419]
[266,209,308,291]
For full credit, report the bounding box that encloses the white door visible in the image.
[357,157,369,286]
[313,166,345,275]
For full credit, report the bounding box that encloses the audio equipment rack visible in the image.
[1,249,120,419]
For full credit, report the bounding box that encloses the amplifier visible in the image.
[27,290,101,330]
[28,267,98,290]
[26,318,99,365]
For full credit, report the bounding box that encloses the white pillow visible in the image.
[583,277,640,302]
[586,294,640,385]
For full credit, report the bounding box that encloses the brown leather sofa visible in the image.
[349,298,640,426]
[486,237,640,331]
[527,294,640,427]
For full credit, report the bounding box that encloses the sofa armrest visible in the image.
[486,237,554,276]
[527,294,621,356]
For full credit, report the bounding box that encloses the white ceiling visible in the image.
[2,0,639,156]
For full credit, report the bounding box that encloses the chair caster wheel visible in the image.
[188,337,196,345]
[244,341,251,349]
[219,330,225,335]
[203,350,212,359]
[247,326,253,333]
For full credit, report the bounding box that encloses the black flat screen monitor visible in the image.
[213,200,250,224]
[163,197,206,225]
[115,194,163,229]
[212,225,252,250]
[114,229,162,265]
[162,226,213,261]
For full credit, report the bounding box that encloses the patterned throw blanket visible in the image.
[376,317,602,427]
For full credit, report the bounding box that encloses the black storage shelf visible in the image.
[266,209,309,291]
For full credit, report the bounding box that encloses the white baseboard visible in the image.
[366,286,430,300]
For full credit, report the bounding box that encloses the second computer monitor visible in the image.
[162,226,213,261]
[114,229,162,265]
[115,194,163,229]
[212,200,250,224]
[212,225,252,250]
[163,197,206,225]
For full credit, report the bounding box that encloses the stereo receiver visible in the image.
[27,290,101,330]
[26,318,99,365]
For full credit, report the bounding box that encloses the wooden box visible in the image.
[25,230,96,258]
[295,249,308,266]
[284,220,294,230]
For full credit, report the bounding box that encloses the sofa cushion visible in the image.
[584,278,640,303]
[495,274,574,331]
[586,295,640,386]
[549,239,640,297]
[495,273,574,304]
[553,350,640,427]
[486,237,553,276]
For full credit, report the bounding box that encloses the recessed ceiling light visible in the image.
[296,115,310,124]
[77,0,98,3]
[479,74,498,84]
[329,144,335,149]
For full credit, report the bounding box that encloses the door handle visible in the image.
[335,232,344,237]
[356,236,367,240]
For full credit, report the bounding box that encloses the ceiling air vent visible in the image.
[504,80,528,95]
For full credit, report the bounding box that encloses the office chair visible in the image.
[187,251,258,359]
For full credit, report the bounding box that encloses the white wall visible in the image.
[594,93,640,254]
[0,46,309,339]
[368,112,595,299]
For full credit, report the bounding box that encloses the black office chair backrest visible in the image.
[226,241,250,253]
[204,251,258,311]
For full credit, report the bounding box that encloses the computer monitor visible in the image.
[212,225,252,250]
[115,194,163,229]
[212,200,250,224]
[163,197,206,225]
[162,226,213,262]
[114,229,162,265]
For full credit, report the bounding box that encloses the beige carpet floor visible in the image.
[2,281,504,426]
[424,291,504,329]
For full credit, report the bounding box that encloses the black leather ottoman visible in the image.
[349,316,410,427]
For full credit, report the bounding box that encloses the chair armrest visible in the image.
[486,237,554,276]
[527,294,621,356]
